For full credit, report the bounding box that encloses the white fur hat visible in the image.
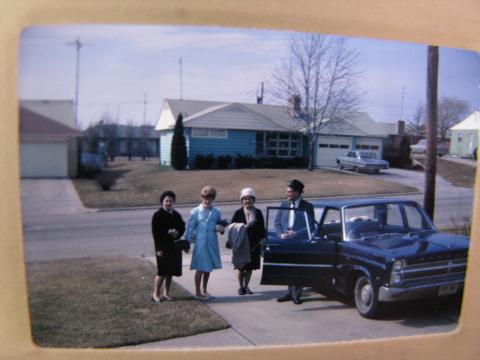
[240,187,256,200]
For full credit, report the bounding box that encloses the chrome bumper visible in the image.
[378,280,464,302]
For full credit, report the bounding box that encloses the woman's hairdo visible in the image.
[201,185,217,200]
[160,190,176,203]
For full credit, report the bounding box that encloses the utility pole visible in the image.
[179,57,183,100]
[142,93,148,160]
[424,46,439,220]
[67,37,82,128]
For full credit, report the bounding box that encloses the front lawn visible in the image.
[26,256,229,348]
[73,158,418,208]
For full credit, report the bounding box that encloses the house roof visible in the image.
[20,100,77,129]
[20,107,82,136]
[161,98,389,137]
[450,111,480,130]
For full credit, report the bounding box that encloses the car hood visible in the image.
[360,231,469,258]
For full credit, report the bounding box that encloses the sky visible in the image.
[19,25,480,130]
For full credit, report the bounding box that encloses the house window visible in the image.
[263,132,302,158]
[458,133,463,142]
[319,143,328,148]
[340,145,349,149]
[191,128,228,139]
[371,145,379,150]
[255,132,264,154]
[356,144,371,149]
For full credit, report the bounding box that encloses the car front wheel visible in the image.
[354,275,381,318]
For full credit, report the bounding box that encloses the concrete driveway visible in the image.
[132,253,460,349]
[20,179,87,218]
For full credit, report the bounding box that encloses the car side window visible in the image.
[404,204,424,229]
[386,204,403,226]
[321,209,342,240]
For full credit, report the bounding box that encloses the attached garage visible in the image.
[20,142,68,178]
[355,138,383,158]
[316,136,353,167]
[20,106,81,178]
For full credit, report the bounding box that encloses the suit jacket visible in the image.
[274,198,315,239]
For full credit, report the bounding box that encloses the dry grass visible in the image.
[73,158,417,208]
[415,158,476,188]
[435,159,477,188]
[26,256,229,348]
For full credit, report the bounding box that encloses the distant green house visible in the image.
[449,111,479,158]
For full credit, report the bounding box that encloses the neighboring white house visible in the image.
[449,111,479,158]
[155,98,392,168]
[19,101,81,178]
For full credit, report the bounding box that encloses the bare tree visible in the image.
[139,123,151,160]
[271,34,363,170]
[99,113,119,162]
[437,97,470,139]
[125,120,134,160]
[83,122,101,153]
[407,103,425,136]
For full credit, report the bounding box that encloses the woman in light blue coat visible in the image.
[185,185,223,300]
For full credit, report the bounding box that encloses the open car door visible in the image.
[260,207,335,287]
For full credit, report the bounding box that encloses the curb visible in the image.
[93,191,421,212]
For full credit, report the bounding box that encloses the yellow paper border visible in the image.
[1,1,479,359]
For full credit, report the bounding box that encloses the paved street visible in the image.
[20,167,474,347]
[22,168,474,262]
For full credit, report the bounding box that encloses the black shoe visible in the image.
[292,297,303,305]
[244,287,253,295]
[277,294,292,302]
[238,287,246,295]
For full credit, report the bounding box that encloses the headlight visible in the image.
[390,273,402,285]
[390,259,406,285]
[392,259,405,272]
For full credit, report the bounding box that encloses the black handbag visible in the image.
[174,239,190,251]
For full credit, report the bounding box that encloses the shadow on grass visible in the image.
[26,256,229,348]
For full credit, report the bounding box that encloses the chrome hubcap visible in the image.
[360,284,372,305]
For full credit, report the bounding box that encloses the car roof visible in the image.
[310,197,418,209]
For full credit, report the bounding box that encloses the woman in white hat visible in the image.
[230,187,265,295]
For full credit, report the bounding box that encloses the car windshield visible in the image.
[344,202,434,240]
[359,152,376,159]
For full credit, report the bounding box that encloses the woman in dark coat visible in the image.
[230,187,265,295]
[151,190,185,302]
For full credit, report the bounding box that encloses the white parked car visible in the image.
[410,139,449,156]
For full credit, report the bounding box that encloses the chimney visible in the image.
[397,120,405,135]
[288,95,301,117]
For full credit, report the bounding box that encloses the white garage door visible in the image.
[316,136,352,167]
[355,138,383,158]
[20,142,68,178]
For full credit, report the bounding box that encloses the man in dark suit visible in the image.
[275,179,314,305]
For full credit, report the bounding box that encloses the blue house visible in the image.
[155,99,308,168]
[155,98,393,168]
